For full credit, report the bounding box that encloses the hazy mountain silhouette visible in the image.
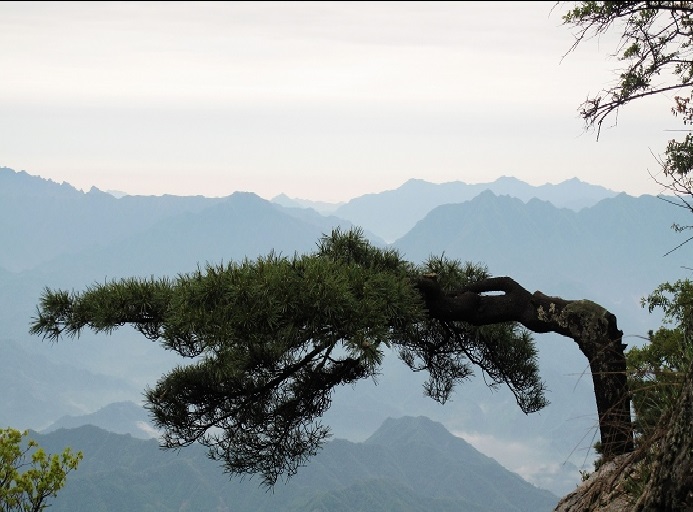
[0,167,221,272]
[271,192,345,214]
[329,176,619,241]
[42,401,157,439]
[32,416,557,512]
[0,339,138,430]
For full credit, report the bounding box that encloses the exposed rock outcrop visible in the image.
[554,454,636,512]
[634,362,693,511]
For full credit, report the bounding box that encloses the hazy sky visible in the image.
[0,1,675,202]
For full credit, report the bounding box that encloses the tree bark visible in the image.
[416,275,634,458]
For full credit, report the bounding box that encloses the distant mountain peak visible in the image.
[270,193,344,214]
[42,400,158,439]
[365,415,465,449]
[493,175,525,184]
[402,177,428,185]
[227,190,258,197]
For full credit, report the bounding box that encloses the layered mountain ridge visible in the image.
[2,165,690,496]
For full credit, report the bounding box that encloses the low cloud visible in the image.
[453,429,591,496]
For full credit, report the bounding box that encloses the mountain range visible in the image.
[32,415,558,512]
[273,176,619,241]
[2,165,691,497]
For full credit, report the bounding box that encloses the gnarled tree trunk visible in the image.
[416,275,634,458]
[554,358,693,511]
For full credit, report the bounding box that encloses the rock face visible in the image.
[555,363,693,512]
[634,363,693,511]
[553,454,636,512]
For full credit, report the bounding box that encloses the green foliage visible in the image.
[663,133,693,178]
[563,2,693,209]
[31,228,545,486]
[0,428,81,512]
[563,2,693,129]
[642,278,693,328]
[629,279,693,439]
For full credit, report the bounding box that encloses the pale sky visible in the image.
[0,1,676,202]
